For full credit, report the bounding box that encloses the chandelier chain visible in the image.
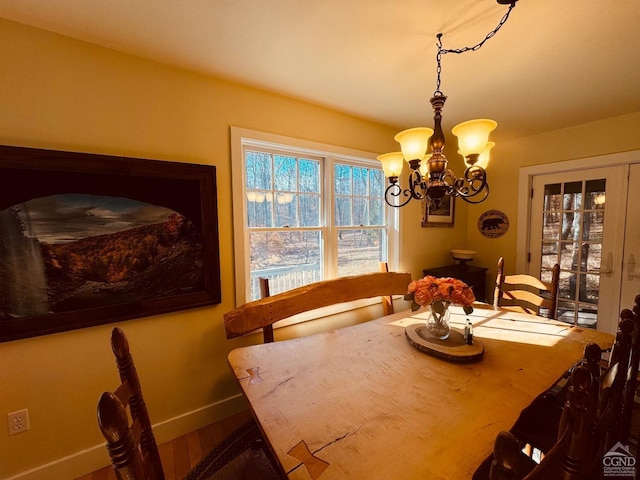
[434,1,517,96]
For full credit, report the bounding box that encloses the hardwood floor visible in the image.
[75,409,253,480]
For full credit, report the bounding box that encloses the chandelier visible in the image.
[378,0,518,207]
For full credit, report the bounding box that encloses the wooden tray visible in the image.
[405,324,484,363]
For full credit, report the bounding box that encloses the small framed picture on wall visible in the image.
[422,195,455,227]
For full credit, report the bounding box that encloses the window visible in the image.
[231,127,398,304]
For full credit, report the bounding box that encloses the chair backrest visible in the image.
[378,261,397,316]
[224,270,411,339]
[592,306,638,459]
[97,327,165,480]
[493,257,560,319]
[620,294,640,444]
[488,300,640,480]
[489,366,593,480]
[258,276,275,343]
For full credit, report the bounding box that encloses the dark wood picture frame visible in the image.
[422,195,455,227]
[0,145,221,342]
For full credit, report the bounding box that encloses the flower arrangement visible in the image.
[405,275,475,315]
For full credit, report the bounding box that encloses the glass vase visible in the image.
[426,302,451,340]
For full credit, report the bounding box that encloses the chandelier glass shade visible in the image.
[379,95,496,207]
[452,119,497,159]
[378,0,517,208]
[394,127,434,165]
[469,142,495,170]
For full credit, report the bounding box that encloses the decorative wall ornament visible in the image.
[422,195,455,227]
[478,210,509,238]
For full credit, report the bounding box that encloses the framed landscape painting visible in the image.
[422,195,455,227]
[0,145,221,342]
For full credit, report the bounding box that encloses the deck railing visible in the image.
[250,264,321,300]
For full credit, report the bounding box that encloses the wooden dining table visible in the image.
[227,304,614,479]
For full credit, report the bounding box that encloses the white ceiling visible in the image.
[0,0,639,142]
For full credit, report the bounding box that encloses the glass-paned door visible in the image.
[538,180,605,326]
[530,166,627,333]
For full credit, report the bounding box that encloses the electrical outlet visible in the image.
[7,409,29,435]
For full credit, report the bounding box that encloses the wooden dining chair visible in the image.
[97,327,164,480]
[471,342,598,480]
[493,257,560,320]
[484,301,640,480]
[619,294,640,445]
[489,365,593,480]
[591,314,635,467]
[224,270,411,339]
[97,327,279,480]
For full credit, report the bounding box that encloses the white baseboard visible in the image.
[4,393,248,480]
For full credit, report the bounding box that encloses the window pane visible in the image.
[353,167,368,196]
[299,159,320,193]
[557,299,576,325]
[246,151,272,190]
[560,210,581,243]
[247,193,273,227]
[299,194,320,227]
[541,242,559,269]
[583,243,601,272]
[337,228,384,277]
[543,211,560,240]
[558,270,574,300]
[557,300,598,328]
[582,211,603,243]
[370,169,384,197]
[353,197,369,225]
[335,197,352,226]
[559,242,575,270]
[544,183,562,210]
[585,179,605,196]
[369,198,384,226]
[564,181,582,194]
[335,164,385,228]
[544,183,561,196]
[334,164,352,195]
[584,274,600,304]
[247,153,322,229]
[540,269,555,284]
[249,230,322,300]
[563,182,582,210]
[577,304,598,328]
[274,193,298,227]
[274,155,297,191]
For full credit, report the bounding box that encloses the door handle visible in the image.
[600,252,613,275]
[628,254,640,279]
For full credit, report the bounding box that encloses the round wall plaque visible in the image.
[478,210,509,238]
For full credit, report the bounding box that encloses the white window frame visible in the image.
[230,126,399,307]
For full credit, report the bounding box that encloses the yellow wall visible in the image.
[2,15,639,479]
[0,19,465,479]
[0,18,457,479]
[466,112,640,299]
